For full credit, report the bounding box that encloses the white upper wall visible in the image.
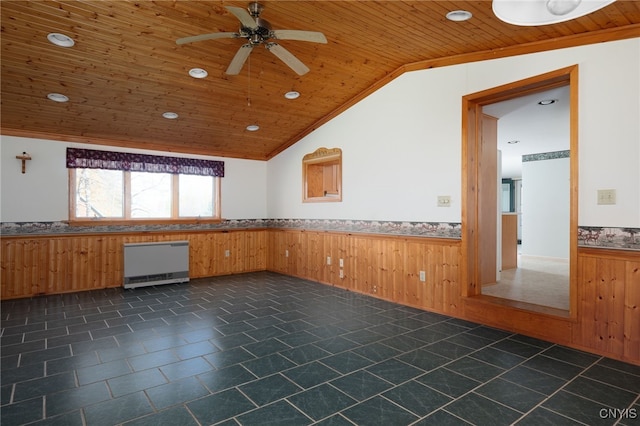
[2,39,638,228]
[268,38,640,227]
[0,136,268,222]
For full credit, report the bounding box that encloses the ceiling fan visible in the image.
[176,2,327,76]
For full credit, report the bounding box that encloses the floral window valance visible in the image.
[66,148,224,177]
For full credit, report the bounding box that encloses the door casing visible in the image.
[461,65,579,318]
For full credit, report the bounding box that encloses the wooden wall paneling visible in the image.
[346,235,361,293]
[292,231,303,277]
[427,244,442,311]
[599,257,626,356]
[5,229,639,365]
[368,237,384,297]
[190,232,213,277]
[213,232,231,275]
[575,255,598,350]
[281,230,292,274]
[1,239,16,298]
[403,240,423,307]
[71,236,88,293]
[244,230,267,272]
[288,231,301,277]
[230,231,245,274]
[625,261,640,360]
[443,244,461,314]
[1,238,42,298]
[388,238,406,304]
[323,232,334,285]
[575,254,627,356]
[305,232,322,282]
[106,235,122,287]
[266,230,283,273]
[372,238,387,299]
[344,235,360,292]
[1,230,268,300]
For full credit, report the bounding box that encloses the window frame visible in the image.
[68,169,222,225]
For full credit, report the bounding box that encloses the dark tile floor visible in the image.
[1,271,639,426]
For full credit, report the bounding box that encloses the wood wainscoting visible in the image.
[0,229,267,300]
[1,228,637,364]
[574,248,640,363]
[267,229,462,316]
[266,229,639,365]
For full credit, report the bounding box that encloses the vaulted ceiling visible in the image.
[2,1,639,160]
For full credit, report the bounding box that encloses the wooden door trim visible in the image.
[461,65,579,319]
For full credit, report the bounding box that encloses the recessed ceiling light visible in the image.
[507,140,520,144]
[446,10,473,21]
[284,91,300,100]
[47,33,75,47]
[162,112,179,119]
[188,68,208,78]
[246,124,260,132]
[47,93,69,102]
[538,99,557,106]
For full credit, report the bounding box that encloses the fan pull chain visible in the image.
[247,54,251,107]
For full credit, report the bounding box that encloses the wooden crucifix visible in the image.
[16,152,32,174]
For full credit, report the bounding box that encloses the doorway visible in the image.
[461,65,578,318]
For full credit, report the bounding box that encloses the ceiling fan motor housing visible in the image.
[254,18,272,39]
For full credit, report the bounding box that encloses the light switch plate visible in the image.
[597,189,616,205]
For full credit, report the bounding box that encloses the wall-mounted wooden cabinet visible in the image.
[303,147,342,202]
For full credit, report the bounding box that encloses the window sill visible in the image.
[69,218,223,227]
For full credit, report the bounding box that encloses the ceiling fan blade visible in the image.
[226,6,257,29]
[271,30,327,44]
[266,43,310,76]
[226,44,254,75]
[176,32,238,45]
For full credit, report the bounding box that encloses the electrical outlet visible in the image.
[437,196,451,207]
[327,256,331,265]
[372,285,377,293]
[339,270,344,279]
[419,271,426,282]
[339,258,344,268]
[285,249,289,258]
[225,249,230,257]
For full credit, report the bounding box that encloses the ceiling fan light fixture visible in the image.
[188,68,208,78]
[284,91,300,100]
[492,0,616,26]
[246,124,260,131]
[546,0,581,15]
[47,32,75,47]
[446,10,473,22]
[47,93,69,102]
[162,112,179,119]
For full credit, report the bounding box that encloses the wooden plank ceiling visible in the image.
[2,1,640,160]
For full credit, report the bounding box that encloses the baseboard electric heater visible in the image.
[123,241,189,289]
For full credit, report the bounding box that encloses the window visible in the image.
[67,148,223,222]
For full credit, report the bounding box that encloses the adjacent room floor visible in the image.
[1,272,638,425]
[481,253,570,311]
